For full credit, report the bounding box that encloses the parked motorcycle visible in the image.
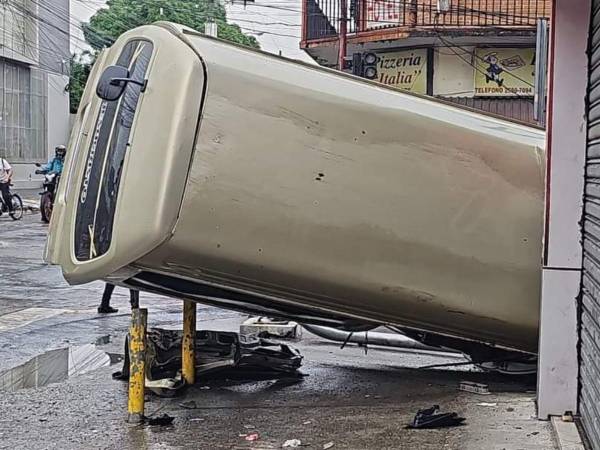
[35,164,59,223]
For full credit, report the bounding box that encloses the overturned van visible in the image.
[45,22,545,356]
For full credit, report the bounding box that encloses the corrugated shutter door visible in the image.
[581,1,600,446]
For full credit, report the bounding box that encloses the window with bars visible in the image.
[0,59,47,163]
[0,0,39,65]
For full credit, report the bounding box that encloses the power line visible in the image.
[433,36,532,99]
[68,0,548,37]
[433,18,535,89]
[7,0,113,50]
[0,4,76,75]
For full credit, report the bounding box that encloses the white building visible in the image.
[0,0,71,189]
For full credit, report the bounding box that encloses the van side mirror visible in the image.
[96,65,147,101]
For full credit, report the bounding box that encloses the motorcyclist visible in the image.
[36,145,66,175]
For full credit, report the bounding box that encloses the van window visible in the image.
[74,40,153,261]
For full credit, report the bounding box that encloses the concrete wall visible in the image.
[537,0,591,419]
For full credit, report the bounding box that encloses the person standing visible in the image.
[98,283,141,313]
[98,283,119,314]
[0,157,13,215]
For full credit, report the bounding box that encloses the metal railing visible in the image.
[303,0,551,41]
[305,0,356,40]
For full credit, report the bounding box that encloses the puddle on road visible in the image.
[0,339,122,392]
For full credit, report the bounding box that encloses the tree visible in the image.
[71,0,259,111]
[82,0,259,50]
[69,53,92,114]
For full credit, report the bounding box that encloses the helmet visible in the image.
[55,145,66,158]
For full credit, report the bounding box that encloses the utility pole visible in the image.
[205,21,218,37]
[205,0,217,37]
[338,0,348,70]
[534,18,549,127]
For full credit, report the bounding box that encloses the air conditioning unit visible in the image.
[437,0,451,13]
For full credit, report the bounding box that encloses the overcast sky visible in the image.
[70,0,313,63]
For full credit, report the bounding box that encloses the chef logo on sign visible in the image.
[483,52,504,87]
[474,48,534,97]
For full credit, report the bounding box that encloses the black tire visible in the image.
[40,192,52,223]
[9,194,23,221]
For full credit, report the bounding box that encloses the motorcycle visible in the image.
[35,164,59,223]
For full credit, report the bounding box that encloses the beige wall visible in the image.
[433,46,476,97]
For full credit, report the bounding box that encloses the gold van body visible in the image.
[46,22,545,353]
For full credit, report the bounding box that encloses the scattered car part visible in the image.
[240,317,302,340]
[407,405,466,429]
[562,411,574,422]
[146,414,174,426]
[477,358,537,375]
[459,381,490,395]
[302,324,450,353]
[114,328,303,396]
[245,432,260,441]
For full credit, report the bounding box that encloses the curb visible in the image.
[551,416,585,450]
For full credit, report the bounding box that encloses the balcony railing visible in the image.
[303,0,551,42]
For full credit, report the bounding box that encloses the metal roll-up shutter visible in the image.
[580,1,600,446]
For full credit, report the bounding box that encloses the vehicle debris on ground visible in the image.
[113,328,303,396]
[146,414,175,426]
[407,405,466,429]
[245,432,260,441]
[459,381,490,395]
[240,316,302,340]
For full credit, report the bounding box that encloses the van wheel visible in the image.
[40,193,52,223]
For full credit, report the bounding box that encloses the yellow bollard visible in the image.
[127,308,147,424]
[182,300,196,385]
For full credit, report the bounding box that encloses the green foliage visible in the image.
[70,0,259,111]
[69,53,92,114]
[82,0,259,50]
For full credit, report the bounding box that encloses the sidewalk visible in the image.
[0,216,560,450]
[0,328,558,450]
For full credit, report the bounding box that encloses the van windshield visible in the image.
[74,40,153,261]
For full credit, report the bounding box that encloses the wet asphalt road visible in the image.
[0,214,556,449]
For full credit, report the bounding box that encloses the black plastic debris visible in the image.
[407,405,466,429]
[146,414,175,426]
[114,328,304,396]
